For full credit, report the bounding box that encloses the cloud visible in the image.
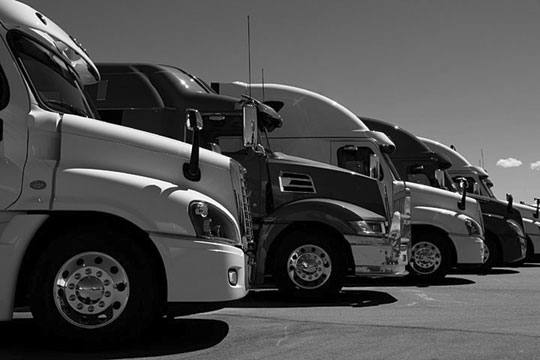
[531,161,540,171]
[496,157,523,168]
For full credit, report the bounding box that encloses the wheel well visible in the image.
[264,222,355,278]
[484,229,503,263]
[15,212,167,312]
[412,224,457,266]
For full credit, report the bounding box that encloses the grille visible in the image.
[230,160,254,246]
[238,167,254,244]
[279,172,316,193]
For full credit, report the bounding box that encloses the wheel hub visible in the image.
[287,244,332,289]
[54,252,130,328]
[411,242,441,272]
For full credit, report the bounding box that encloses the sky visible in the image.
[23,0,540,204]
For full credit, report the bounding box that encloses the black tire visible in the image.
[477,234,498,273]
[407,231,450,281]
[29,227,162,346]
[272,229,346,299]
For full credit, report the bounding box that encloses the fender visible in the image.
[253,197,385,284]
[0,213,48,320]
[483,214,524,263]
[412,205,480,238]
[51,167,239,238]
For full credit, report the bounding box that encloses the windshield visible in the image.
[480,178,496,198]
[9,32,95,118]
[166,66,213,94]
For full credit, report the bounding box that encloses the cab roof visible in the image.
[0,0,99,84]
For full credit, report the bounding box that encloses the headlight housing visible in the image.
[189,200,241,244]
[506,219,525,238]
[464,218,482,236]
[349,220,386,237]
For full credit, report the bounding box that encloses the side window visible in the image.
[337,145,374,177]
[452,176,477,194]
[407,172,431,186]
[0,65,9,110]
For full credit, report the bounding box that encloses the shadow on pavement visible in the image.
[232,288,397,308]
[0,316,229,359]
[452,268,520,276]
[344,275,476,288]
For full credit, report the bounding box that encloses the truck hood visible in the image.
[267,151,388,218]
[59,114,239,218]
[406,182,482,224]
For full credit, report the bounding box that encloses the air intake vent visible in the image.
[279,172,316,193]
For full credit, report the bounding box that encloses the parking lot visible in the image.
[2,264,540,360]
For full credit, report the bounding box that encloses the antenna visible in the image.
[247,16,252,97]
[481,148,485,169]
[261,68,265,101]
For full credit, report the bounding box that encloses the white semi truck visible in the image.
[0,0,252,345]
[421,137,537,261]
[215,82,486,281]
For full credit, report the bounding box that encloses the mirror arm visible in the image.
[183,110,202,182]
[458,179,467,210]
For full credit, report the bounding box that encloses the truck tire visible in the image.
[273,229,346,299]
[477,234,498,273]
[408,231,450,281]
[29,227,161,346]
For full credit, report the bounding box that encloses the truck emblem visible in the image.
[30,180,47,190]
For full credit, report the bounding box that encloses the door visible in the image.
[0,36,30,209]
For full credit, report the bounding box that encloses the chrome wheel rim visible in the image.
[53,252,130,329]
[287,244,332,289]
[411,241,442,274]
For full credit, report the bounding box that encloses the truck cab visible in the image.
[86,63,410,299]
[420,137,532,262]
[0,1,252,345]
[215,82,486,281]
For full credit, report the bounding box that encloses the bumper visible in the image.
[345,235,409,276]
[151,233,249,302]
[450,234,485,265]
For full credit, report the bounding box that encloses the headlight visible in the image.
[189,200,241,243]
[349,220,386,236]
[506,219,525,238]
[464,218,482,236]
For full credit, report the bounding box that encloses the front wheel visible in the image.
[273,229,346,299]
[477,234,498,273]
[407,232,450,281]
[30,227,162,346]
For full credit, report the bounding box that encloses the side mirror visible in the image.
[186,108,204,131]
[535,197,540,219]
[242,103,258,149]
[473,182,479,195]
[506,193,514,214]
[183,109,203,181]
[369,154,381,179]
[434,169,445,189]
[455,177,468,210]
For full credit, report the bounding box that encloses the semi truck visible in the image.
[86,63,411,299]
[215,82,486,281]
[420,137,534,262]
[0,1,253,345]
[361,118,526,270]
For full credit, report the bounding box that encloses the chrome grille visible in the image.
[230,160,254,247]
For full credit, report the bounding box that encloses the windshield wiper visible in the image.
[44,99,89,117]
